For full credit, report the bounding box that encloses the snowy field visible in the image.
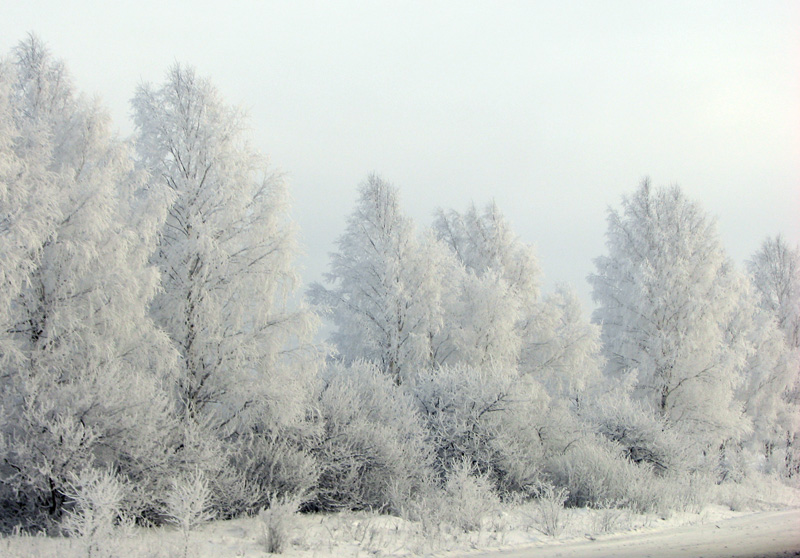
[471,508,800,558]
[3,484,798,558]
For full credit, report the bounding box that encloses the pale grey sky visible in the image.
[3,1,798,311]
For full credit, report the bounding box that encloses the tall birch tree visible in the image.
[589,180,746,446]
[132,64,317,432]
[0,36,175,521]
[746,236,800,474]
[309,175,447,384]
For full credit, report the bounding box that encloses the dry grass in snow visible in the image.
[2,476,798,558]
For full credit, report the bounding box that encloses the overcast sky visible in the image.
[3,1,798,311]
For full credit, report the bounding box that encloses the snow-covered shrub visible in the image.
[409,363,517,477]
[410,363,573,498]
[1,371,175,530]
[781,434,800,479]
[396,457,500,542]
[162,419,227,513]
[0,481,44,534]
[163,469,214,558]
[589,503,631,534]
[224,427,318,516]
[486,379,558,495]
[658,470,713,513]
[587,391,694,475]
[61,468,126,558]
[258,493,301,554]
[442,457,500,532]
[310,361,433,512]
[530,481,569,537]
[164,418,300,520]
[545,436,653,510]
[203,466,261,522]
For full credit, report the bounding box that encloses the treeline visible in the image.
[1,35,798,533]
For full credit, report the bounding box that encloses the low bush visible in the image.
[530,481,569,537]
[258,492,302,554]
[585,391,694,476]
[310,361,433,513]
[442,457,500,532]
[163,469,214,558]
[225,427,319,515]
[545,436,657,511]
[61,468,127,558]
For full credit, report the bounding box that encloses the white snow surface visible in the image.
[3,503,799,558]
[469,508,800,558]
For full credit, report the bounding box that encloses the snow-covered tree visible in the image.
[434,203,602,399]
[521,285,603,405]
[309,175,446,383]
[589,180,747,446]
[747,236,800,351]
[434,201,540,296]
[728,282,798,470]
[432,202,539,368]
[0,61,56,343]
[0,36,175,522]
[132,65,317,431]
[745,236,800,474]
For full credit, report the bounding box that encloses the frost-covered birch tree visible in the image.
[0,36,175,521]
[432,202,538,368]
[132,65,317,434]
[589,180,746,446]
[745,236,800,474]
[424,202,601,491]
[747,236,800,352]
[433,202,601,400]
[521,285,603,404]
[308,175,446,384]
[0,61,56,337]
[728,281,798,471]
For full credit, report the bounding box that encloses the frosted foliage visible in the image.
[133,65,317,427]
[432,203,538,368]
[521,285,603,402]
[434,202,540,300]
[409,362,557,490]
[309,175,445,383]
[0,36,175,518]
[410,363,517,474]
[164,469,214,533]
[61,468,126,558]
[312,361,432,512]
[585,390,694,474]
[747,236,800,350]
[434,268,521,368]
[433,203,601,401]
[589,181,745,444]
[738,240,800,470]
[441,457,500,533]
[0,56,60,366]
[730,282,799,449]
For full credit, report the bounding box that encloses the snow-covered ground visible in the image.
[3,497,798,558]
[470,508,800,558]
